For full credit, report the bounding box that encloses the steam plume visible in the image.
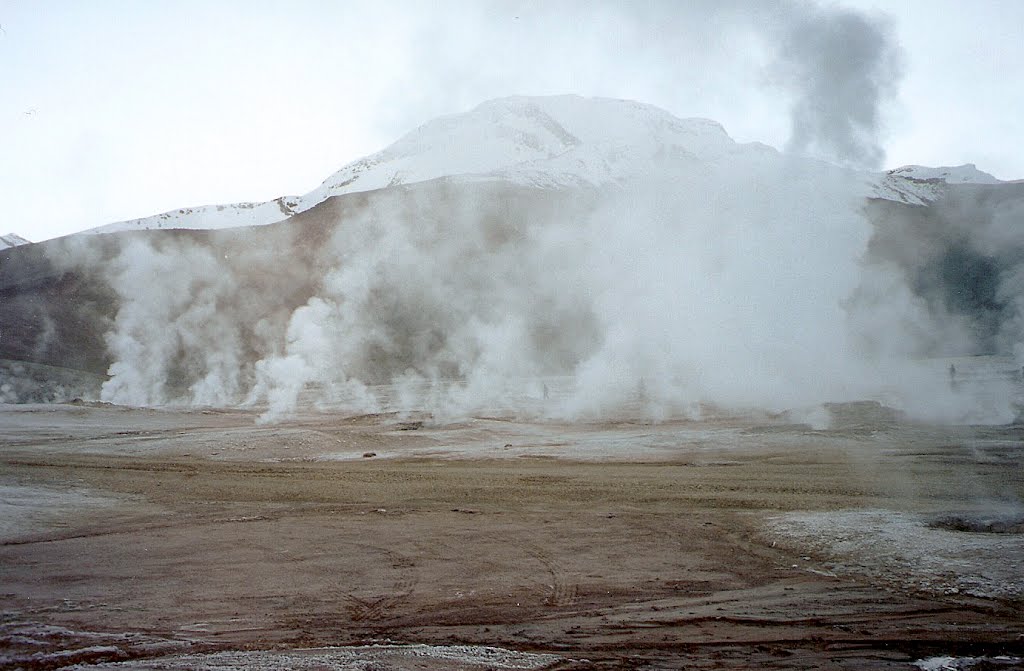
[771,3,903,169]
[81,141,1020,426]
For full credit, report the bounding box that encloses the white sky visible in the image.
[2,0,1022,242]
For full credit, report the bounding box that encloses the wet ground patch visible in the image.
[928,514,1024,534]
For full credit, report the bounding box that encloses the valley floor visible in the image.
[1,402,1022,670]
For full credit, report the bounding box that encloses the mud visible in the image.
[1,402,1023,669]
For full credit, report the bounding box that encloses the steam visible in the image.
[102,238,245,406]
[53,2,1017,426]
[257,161,876,422]
[97,227,315,407]
[85,147,1019,425]
[851,188,1024,363]
[247,184,605,422]
[770,3,903,169]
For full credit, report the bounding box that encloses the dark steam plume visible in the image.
[772,3,903,169]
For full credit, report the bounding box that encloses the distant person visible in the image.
[542,382,549,400]
[949,363,957,388]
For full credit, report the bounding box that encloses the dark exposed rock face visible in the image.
[859,182,1024,358]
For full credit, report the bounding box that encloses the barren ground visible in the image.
[1,402,1022,669]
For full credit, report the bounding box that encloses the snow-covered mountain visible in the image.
[83,95,981,236]
[303,96,746,196]
[0,233,31,250]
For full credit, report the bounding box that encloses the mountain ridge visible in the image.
[75,95,999,239]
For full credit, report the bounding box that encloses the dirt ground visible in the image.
[1,402,1023,669]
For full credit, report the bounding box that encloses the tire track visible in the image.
[338,544,418,623]
[519,543,579,608]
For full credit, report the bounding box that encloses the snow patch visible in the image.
[0,233,30,249]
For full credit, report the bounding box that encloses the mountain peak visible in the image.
[468,94,731,143]
[308,95,739,200]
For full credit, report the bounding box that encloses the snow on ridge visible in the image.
[0,233,31,249]
[866,163,1005,206]
[84,197,301,236]
[869,172,946,206]
[887,163,1002,185]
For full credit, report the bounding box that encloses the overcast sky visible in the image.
[2,0,1021,242]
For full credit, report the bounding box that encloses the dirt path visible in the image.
[1,404,1022,669]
